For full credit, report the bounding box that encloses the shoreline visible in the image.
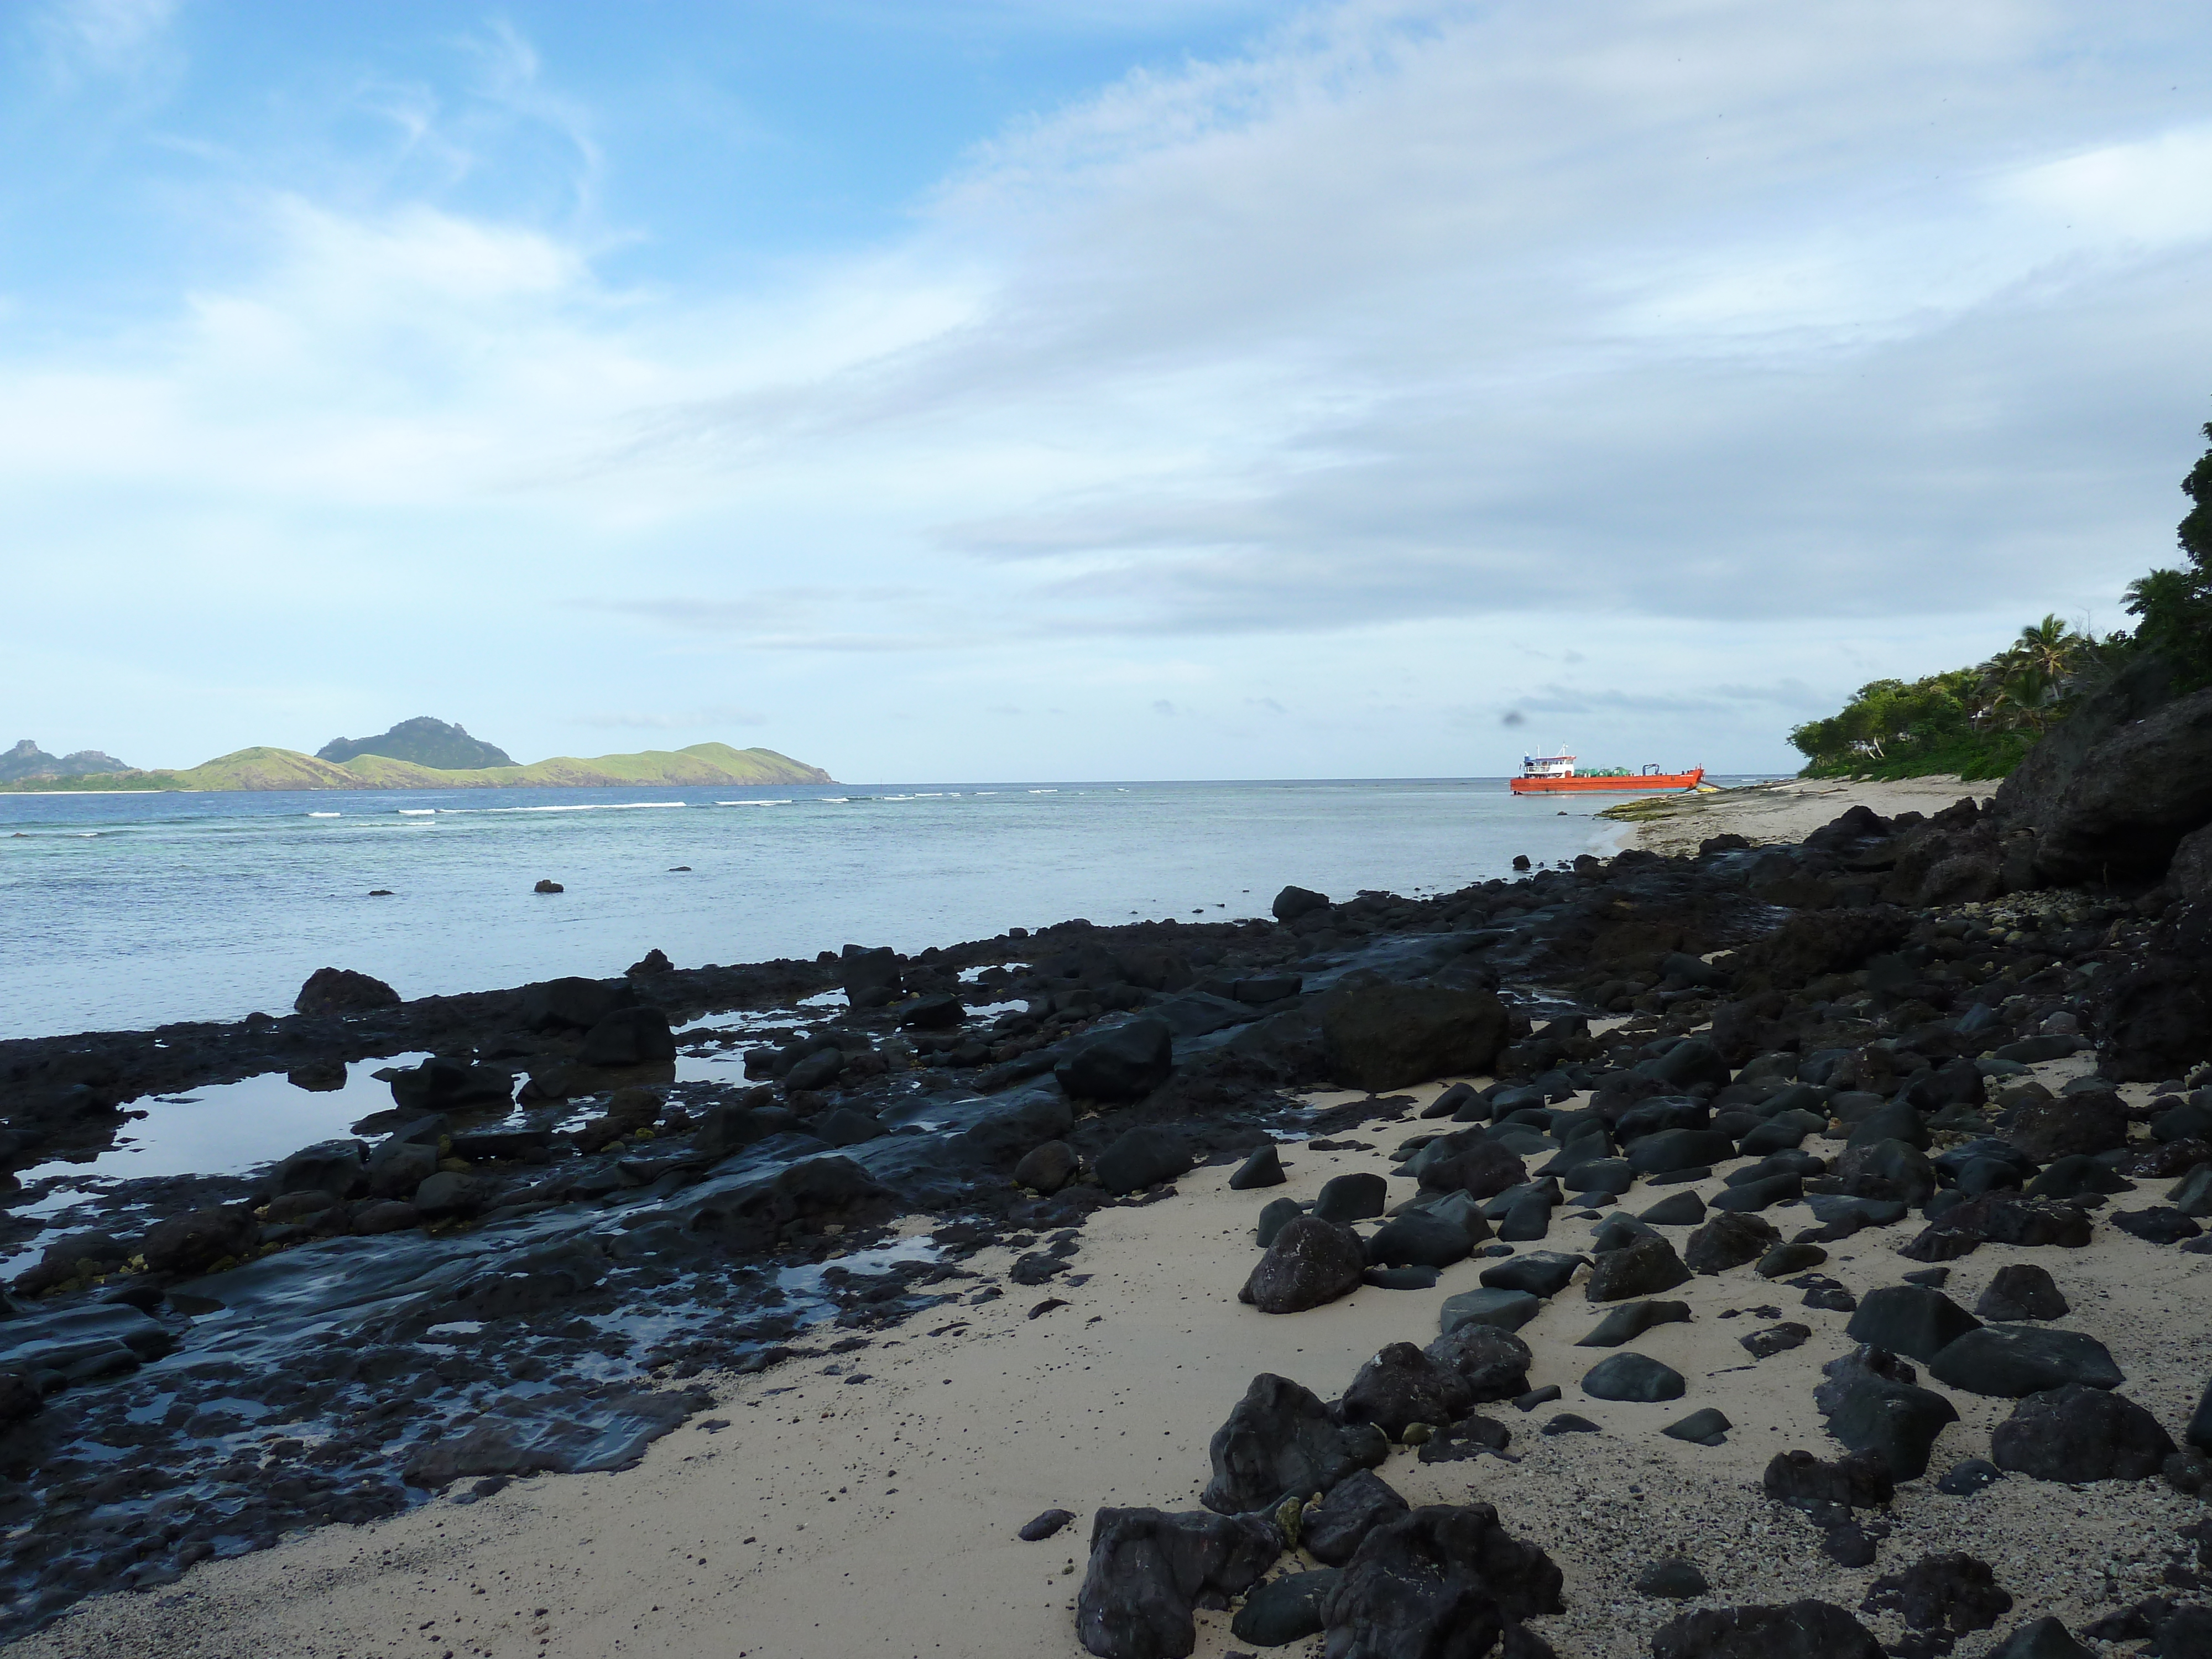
[6,778,2212,1655]
[23,1057,2211,1659]
[1606,775,1989,858]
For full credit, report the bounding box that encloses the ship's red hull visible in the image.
[1509,768,1705,795]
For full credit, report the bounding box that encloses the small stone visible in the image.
[1661,1407,1731,1446]
[1936,1458,2001,1496]
[1019,1509,1075,1541]
[1541,1412,1601,1436]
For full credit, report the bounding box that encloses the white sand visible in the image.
[1608,776,1992,859]
[24,1051,2212,1659]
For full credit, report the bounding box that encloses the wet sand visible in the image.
[24,1051,2209,1659]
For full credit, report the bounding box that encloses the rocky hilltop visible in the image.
[0,740,130,783]
[315,717,514,770]
[0,740,833,792]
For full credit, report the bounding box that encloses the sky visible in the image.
[5,0,2211,782]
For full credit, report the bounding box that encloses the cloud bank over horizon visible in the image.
[5,0,2210,779]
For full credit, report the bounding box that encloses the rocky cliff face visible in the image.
[315,717,514,770]
[0,740,131,782]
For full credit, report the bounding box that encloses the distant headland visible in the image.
[0,717,833,792]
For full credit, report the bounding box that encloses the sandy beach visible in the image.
[1606,776,1990,859]
[23,1045,2208,1659]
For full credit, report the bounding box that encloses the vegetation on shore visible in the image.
[1791,418,2212,781]
[0,742,833,793]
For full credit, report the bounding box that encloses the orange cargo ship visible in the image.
[1509,750,1705,795]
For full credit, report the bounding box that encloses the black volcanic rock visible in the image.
[316,716,514,769]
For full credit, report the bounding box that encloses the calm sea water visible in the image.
[0,777,1743,1042]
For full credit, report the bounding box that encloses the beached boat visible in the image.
[1509,750,1705,795]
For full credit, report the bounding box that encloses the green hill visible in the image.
[0,742,833,792]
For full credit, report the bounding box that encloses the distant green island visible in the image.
[0,717,833,792]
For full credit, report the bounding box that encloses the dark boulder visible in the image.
[1814,1347,1959,1480]
[1640,1191,1708,1227]
[1243,1217,1366,1314]
[1830,1139,1936,1205]
[1860,1552,2012,1639]
[1579,1352,1685,1402]
[1437,1288,1541,1334]
[1200,1373,1387,1514]
[389,1056,514,1112]
[519,975,637,1031]
[1313,1172,1388,1224]
[143,1205,259,1275]
[1844,1285,1981,1364]
[294,966,400,1016]
[1302,1470,1410,1567]
[682,1156,895,1251]
[1685,1212,1781,1276]
[1734,907,1914,990]
[1230,1569,1337,1647]
[1229,1144,1285,1190]
[1057,1020,1175,1103]
[412,1170,481,1218]
[1992,681,2212,884]
[1927,1326,2124,1398]
[1097,1126,1193,1195]
[1650,1599,1885,1659]
[1626,1129,1738,1176]
[1014,1140,1080,1194]
[1320,983,1510,1093]
[1480,1251,1584,1298]
[1762,1448,1895,1511]
[1422,1324,1533,1402]
[1980,1618,2093,1659]
[1367,1212,1474,1270]
[1272,885,1331,921]
[1577,1300,1691,1348]
[1418,1136,1529,1201]
[1584,1235,1692,1302]
[1990,1384,2176,1481]
[273,1139,367,1198]
[690,1103,781,1161]
[2007,1092,2130,1162]
[839,945,904,1007]
[1342,1342,1475,1439]
[2113,1207,2204,1244]
[1974,1264,2069,1322]
[1076,1506,1281,1659]
[1316,1503,1563,1659]
[581,1006,676,1067]
[1254,1197,1303,1248]
[1901,1193,2093,1262]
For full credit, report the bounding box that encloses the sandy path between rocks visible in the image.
[21,1058,2211,1659]
[1609,776,1992,859]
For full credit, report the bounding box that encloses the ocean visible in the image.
[0,776,1719,1042]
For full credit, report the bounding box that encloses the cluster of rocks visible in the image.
[4,653,2212,1647]
[1064,663,2212,1656]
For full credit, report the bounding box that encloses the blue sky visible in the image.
[7,0,2212,780]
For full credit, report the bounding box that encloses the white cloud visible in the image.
[6,1,2211,779]
[39,0,176,79]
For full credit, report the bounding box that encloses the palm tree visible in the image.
[2012,614,2078,681]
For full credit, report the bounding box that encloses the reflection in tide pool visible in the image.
[19,1053,434,1187]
